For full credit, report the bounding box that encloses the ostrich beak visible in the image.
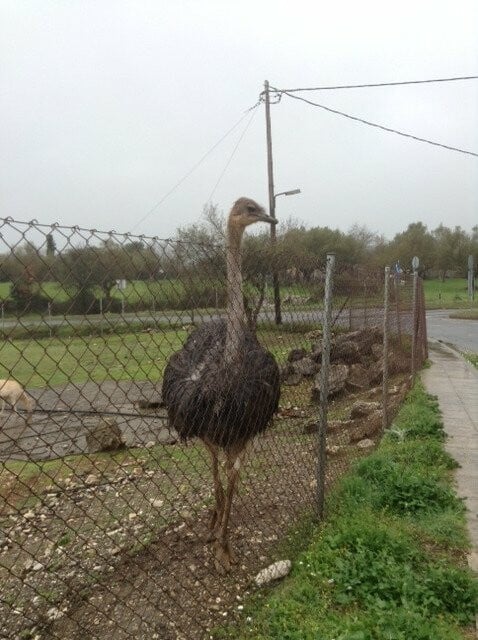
[257,212,277,224]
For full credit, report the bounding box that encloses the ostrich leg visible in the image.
[204,440,224,541]
[213,444,246,572]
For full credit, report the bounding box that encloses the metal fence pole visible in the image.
[317,252,335,518]
[382,266,390,429]
[394,276,402,347]
[411,271,418,377]
[421,278,429,360]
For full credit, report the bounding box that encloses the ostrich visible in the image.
[162,197,280,571]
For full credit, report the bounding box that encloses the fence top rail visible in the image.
[0,216,223,249]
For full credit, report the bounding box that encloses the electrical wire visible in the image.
[130,104,259,231]
[279,90,478,158]
[273,75,478,93]
[207,105,259,203]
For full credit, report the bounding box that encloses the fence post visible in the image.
[420,278,428,360]
[411,271,418,377]
[394,276,402,347]
[317,252,335,518]
[99,297,103,337]
[382,266,390,430]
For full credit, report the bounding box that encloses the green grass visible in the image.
[423,278,478,309]
[0,326,307,388]
[0,330,187,387]
[464,354,478,369]
[215,382,478,639]
[449,309,478,320]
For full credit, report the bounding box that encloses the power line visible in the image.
[207,106,259,202]
[273,75,478,93]
[131,105,259,231]
[279,90,478,158]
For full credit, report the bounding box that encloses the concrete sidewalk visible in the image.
[422,341,478,575]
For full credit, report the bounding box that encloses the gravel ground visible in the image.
[0,377,408,640]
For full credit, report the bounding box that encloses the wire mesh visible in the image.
[0,218,426,639]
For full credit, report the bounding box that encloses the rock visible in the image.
[370,351,410,384]
[311,364,349,402]
[367,386,382,399]
[331,340,361,364]
[349,410,383,442]
[356,438,375,449]
[46,607,63,621]
[282,371,303,386]
[287,348,308,363]
[326,445,341,456]
[371,343,383,360]
[328,419,355,432]
[346,363,370,391]
[303,421,317,434]
[254,560,292,586]
[85,418,125,453]
[157,428,178,445]
[291,357,319,377]
[310,345,323,363]
[336,327,383,357]
[150,499,164,508]
[350,401,381,419]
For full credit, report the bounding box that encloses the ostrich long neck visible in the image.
[224,222,245,364]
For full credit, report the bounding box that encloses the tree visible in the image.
[433,225,470,281]
[387,222,435,275]
[57,242,127,312]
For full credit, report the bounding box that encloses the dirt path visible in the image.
[0,380,169,462]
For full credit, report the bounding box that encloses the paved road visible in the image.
[426,309,478,353]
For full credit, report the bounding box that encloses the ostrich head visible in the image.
[228,197,277,230]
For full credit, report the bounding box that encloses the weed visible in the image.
[217,382,478,639]
[356,456,458,515]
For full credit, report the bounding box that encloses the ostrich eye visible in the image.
[246,205,256,213]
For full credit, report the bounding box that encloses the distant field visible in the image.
[1,277,475,314]
[423,278,477,309]
[0,280,193,306]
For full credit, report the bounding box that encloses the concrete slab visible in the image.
[422,341,478,590]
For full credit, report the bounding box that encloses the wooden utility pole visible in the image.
[264,80,282,325]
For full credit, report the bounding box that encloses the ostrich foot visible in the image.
[213,540,237,573]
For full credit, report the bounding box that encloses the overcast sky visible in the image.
[1,0,477,241]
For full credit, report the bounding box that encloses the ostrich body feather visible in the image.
[162,320,280,450]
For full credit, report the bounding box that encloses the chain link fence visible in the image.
[0,218,426,639]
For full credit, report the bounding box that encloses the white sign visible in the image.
[116,279,127,291]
